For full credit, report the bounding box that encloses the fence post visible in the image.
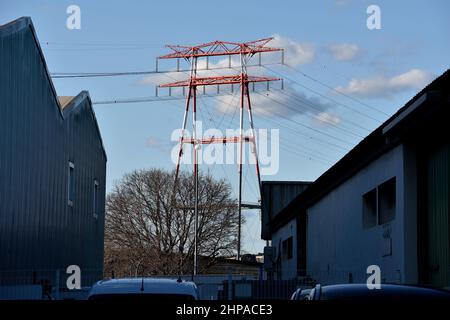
[227,268,233,301]
[54,269,60,300]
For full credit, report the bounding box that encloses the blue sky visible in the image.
[1,0,449,254]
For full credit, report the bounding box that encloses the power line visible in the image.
[263,65,384,123]
[255,92,355,146]
[213,95,350,153]
[277,89,371,134]
[283,63,390,117]
[209,65,370,138]
[92,91,246,105]
[50,63,280,78]
[266,91,365,139]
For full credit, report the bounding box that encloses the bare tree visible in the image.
[104,168,240,276]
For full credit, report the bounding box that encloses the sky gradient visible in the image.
[1,0,449,254]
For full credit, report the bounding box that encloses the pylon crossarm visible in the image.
[159,75,280,88]
[158,38,282,59]
[181,136,255,145]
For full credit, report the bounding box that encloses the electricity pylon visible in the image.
[158,38,282,274]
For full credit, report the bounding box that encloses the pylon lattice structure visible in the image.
[158,38,282,274]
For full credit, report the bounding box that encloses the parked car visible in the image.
[87,278,199,300]
[306,284,450,301]
[291,288,312,300]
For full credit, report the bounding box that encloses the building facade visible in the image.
[261,181,311,280]
[0,17,107,288]
[262,70,450,288]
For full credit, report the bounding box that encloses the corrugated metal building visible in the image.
[262,69,450,287]
[260,181,311,280]
[0,17,107,287]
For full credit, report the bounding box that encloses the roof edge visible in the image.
[270,68,450,233]
[62,91,108,161]
[0,17,64,119]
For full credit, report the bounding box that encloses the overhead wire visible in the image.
[283,63,390,117]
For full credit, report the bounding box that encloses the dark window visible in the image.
[282,237,293,260]
[363,188,377,228]
[362,177,396,229]
[378,177,396,224]
[93,180,99,219]
[68,162,75,207]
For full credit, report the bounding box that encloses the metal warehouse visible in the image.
[262,69,450,288]
[0,17,107,290]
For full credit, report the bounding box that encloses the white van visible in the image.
[87,278,199,300]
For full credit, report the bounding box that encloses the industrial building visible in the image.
[0,17,107,290]
[261,181,311,280]
[262,69,450,288]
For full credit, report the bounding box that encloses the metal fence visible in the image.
[0,269,100,300]
[0,267,322,300]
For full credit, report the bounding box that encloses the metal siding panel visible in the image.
[426,141,450,287]
[0,21,106,286]
[261,182,310,239]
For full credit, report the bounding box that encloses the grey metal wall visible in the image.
[425,141,450,287]
[261,181,310,240]
[0,17,106,286]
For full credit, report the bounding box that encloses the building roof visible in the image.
[270,69,450,232]
[58,96,75,109]
[261,180,312,239]
[0,17,107,161]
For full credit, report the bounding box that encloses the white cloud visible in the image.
[139,36,340,125]
[270,34,315,67]
[146,136,171,152]
[314,112,341,126]
[140,34,314,87]
[335,69,434,98]
[334,0,352,7]
[328,43,362,62]
[215,82,334,121]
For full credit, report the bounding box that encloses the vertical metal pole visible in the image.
[192,56,199,275]
[245,83,262,198]
[174,86,191,192]
[227,268,233,300]
[172,58,195,218]
[55,269,60,300]
[193,87,198,275]
[237,52,245,261]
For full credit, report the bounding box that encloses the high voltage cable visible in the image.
[50,63,280,78]
[263,65,384,123]
[283,63,390,117]
[255,92,355,146]
[277,89,372,134]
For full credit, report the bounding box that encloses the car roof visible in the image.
[88,278,198,297]
[319,284,450,299]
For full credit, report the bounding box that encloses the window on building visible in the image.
[378,177,396,224]
[362,177,396,228]
[282,237,293,260]
[68,161,75,207]
[93,179,99,219]
[287,237,293,260]
[363,188,377,229]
